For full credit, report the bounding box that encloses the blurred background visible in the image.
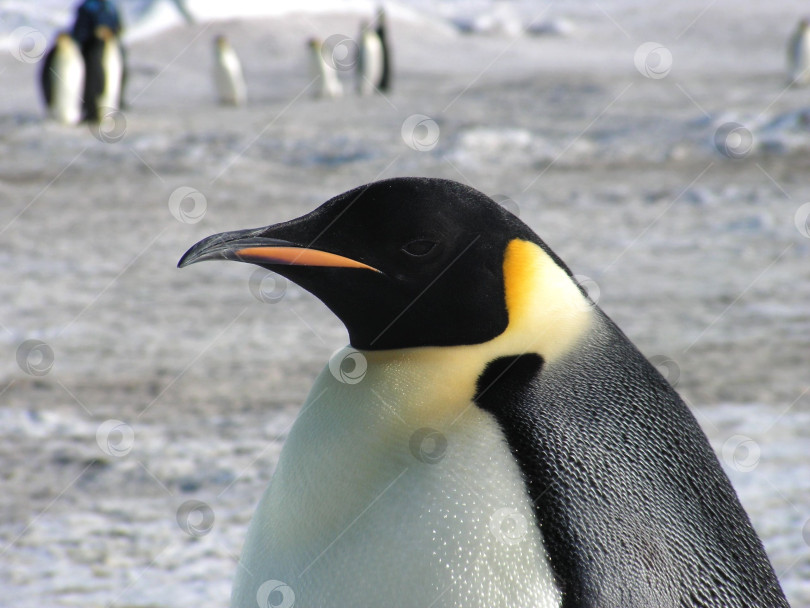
[1,0,809,606]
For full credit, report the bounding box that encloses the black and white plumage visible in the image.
[40,33,85,125]
[375,7,392,92]
[308,37,344,99]
[81,25,124,122]
[356,20,384,95]
[179,178,789,608]
[213,35,247,106]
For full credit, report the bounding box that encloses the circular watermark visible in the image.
[176,500,215,537]
[489,507,529,545]
[401,114,440,152]
[322,34,358,71]
[573,274,600,307]
[713,122,754,159]
[634,42,673,79]
[249,269,288,304]
[492,194,520,217]
[721,434,761,473]
[16,339,54,376]
[793,202,810,238]
[648,355,680,387]
[409,427,448,464]
[328,348,367,384]
[168,187,207,224]
[9,27,48,64]
[256,580,296,608]
[96,419,135,457]
[88,108,127,143]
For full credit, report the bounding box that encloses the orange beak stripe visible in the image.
[235,246,380,272]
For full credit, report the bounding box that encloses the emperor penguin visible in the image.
[375,6,392,92]
[787,18,810,86]
[356,20,384,95]
[179,178,790,608]
[81,25,124,122]
[213,35,247,106]
[307,38,343,99]
[40,33,85,125]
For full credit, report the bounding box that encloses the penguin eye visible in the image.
[401,239,438,257]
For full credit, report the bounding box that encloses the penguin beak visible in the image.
[177,228,380,272]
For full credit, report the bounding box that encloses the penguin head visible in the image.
[56,32,74,48]
[179,177,575,351]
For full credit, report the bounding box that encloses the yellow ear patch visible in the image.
[499,239,592,363]
[503,239,544,326]
[361,238,593,426]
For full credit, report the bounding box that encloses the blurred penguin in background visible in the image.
[375,6,392,92]
[71,0,127,117]
[787,18,810,86]
[308,38,344,99]
[40,32,85,125]
[213,35,247,106]
[356,20,383,95]
[81,25,124,122]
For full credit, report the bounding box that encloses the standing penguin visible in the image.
[71,0,127,115]
[356,20,384,95]
[787,18,810,86]
[375,6,392,92]
[40,33,85,125]
[213,35,247,106]
[308,38,343,99]
[81,25,124,122]
[179,178,790,608]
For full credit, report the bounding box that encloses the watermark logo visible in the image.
[634,42,673,79]
[401,114,440,151]
[96,419,135,457]
[409,427,448,464]
[169,187,207,224]
[256,580,295,608]
[329,348,367,384]
[16,339,54,376]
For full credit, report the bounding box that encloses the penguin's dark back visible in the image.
[40,44,57,107]
[475,309,789,608]
[81,37,106,122]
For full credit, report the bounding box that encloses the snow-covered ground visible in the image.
[1,1,809,606]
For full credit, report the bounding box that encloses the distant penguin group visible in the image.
[308,7,392,99]
[41,27,124,125]
[40,0,126,126]
[209,9,392,105]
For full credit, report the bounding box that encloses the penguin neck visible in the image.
[270,240,592,533]
[362,238,594,421]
